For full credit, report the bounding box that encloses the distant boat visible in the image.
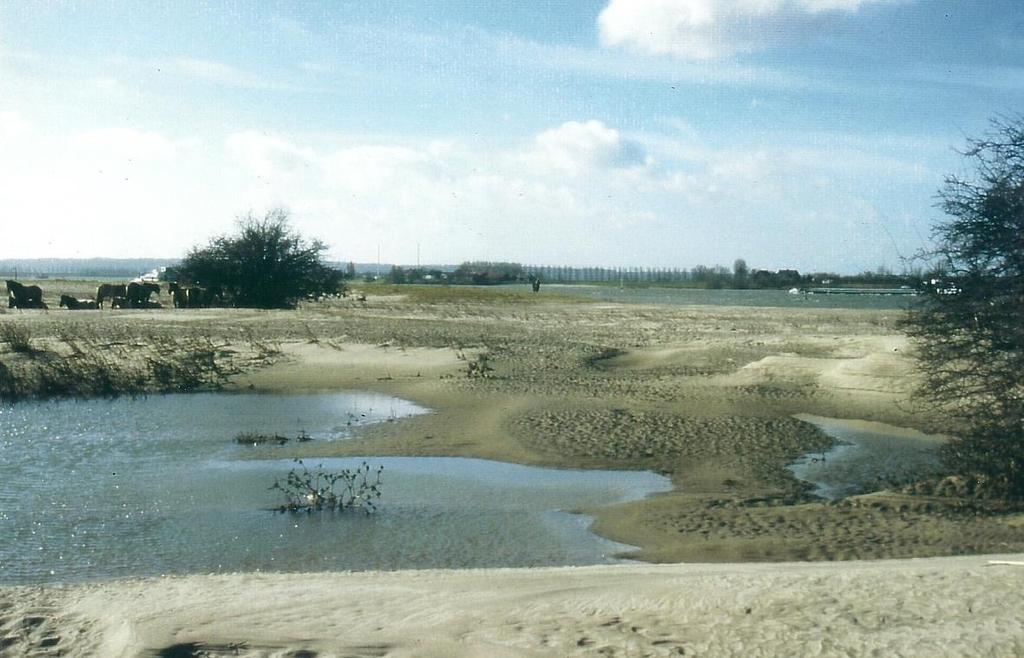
[788,287,801,294]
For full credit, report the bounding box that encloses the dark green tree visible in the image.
[178,208,343,309]
[733,258,749,288]
[905,117,1024,496]
[389,265,407,284]
[452,261,525,285]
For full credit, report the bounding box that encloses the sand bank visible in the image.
[4,295,1024,562]
[3,555,1023,656]
[4,292,1024,655]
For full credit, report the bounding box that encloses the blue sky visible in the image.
[1,0,1021,272]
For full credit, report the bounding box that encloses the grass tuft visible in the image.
[0,323,35,354]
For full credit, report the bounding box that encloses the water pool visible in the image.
[0,393,671,584]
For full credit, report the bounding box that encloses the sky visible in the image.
[0,0,1021,273]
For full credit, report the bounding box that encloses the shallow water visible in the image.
[788,414,946,499]
[0,393,671,585]
[545,285,914,310]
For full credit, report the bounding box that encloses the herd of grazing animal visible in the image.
[6,279,220,311]
[166,282,223,309]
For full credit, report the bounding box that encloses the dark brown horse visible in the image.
[168,282,221,308]
[167,281,187,308]
[6,280,47,309]
[59,294,98,310]
[125,281,161,308]
[183,286,207,308]
[96,283,127,309]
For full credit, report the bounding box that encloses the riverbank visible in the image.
[4,288,1024,655]
[3,555,1023,656]
[3,288,1024,562]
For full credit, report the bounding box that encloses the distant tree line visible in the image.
[387,266,449,284]
[381,259,929,290]
[5,251,928,293]
[0,258,180,279]
[453,262,525,284]
[388,261,525,285]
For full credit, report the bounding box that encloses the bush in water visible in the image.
[271,459,383,514]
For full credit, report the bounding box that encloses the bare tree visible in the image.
[904,116,1024,496]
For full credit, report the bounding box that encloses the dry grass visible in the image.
[0,316,249,400]
[0,322,36,354]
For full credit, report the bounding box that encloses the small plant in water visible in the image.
[270,459,383,514]
[236,431,290,446]
[236,429,314,445]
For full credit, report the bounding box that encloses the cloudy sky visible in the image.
[1,1,1021,272]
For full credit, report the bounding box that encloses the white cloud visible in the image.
[216,120,925,268]
[0,124,231,258]
[215,123,663,264]
[528,120,647,176]
[225,131,317,180]
[320,145,430,193]
[73,127,178,159]
[598,0,903,59]
[0,110,30,140]
[0,115,936,270]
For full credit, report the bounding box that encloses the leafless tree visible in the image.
[904,116,1024,496]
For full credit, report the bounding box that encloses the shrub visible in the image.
[270,459,383,514]
[0,323,35,354]
[177,208,344,309]
[904,116,1024,497]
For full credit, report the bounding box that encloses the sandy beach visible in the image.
[3,556,1024,656]
[3,286,1024,655]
